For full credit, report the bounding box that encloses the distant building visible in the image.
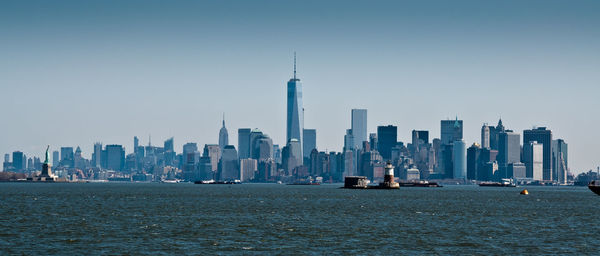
[257,159,277,182]
[104,145,125,171]
[237,128,252,159]
[377,125,397,160]
[92,143,102,168]
[453,140,466,179]
[286,53,304,158]
[203,144,221,173]
[253,135,273,161]
[134,136,139,153]
[343,150,354,177]
[249,129,264,160]
[282,139,302,175]
[218,116,229,151]
[523,127,552,181]
[52,151,59,167]
[60,147,74,167]
[219,145,239,181]
[12,151,24,171]
[489,119,505,150]
[441,118,463,145]
[412,130,429,146]
[351,109,367,149]
[369,133,378,151]
[467,143,481,180]
[508,162,526,179]
[477,148,498,181]
[481,124,491,149]
[344,129,354,152]
[164,137,174,152]
[552,139,568,184]
[303,129,316,159]
[272,144,281,164]
[240,158,257,182]
[497,130,521,179]
[524,141,544,181]
[164,137,175,167]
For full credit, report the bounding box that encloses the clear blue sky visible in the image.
[1,0,599,173]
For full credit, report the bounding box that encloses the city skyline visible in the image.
[2,0,599,173]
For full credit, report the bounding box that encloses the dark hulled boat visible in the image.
[588,180,600,195]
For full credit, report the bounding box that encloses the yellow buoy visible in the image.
[520,189,529,195]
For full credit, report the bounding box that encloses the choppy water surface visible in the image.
[0,183,599,255]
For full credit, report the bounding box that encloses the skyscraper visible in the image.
[254,135,273,161]
[523,127,552,181]
[441,118,463,145]
[369,133,378,151]
[237,128,252,159]
[218,115,229,151]
[552,139,568,184]
[481,124,491,149]
[303,129,316,159]
[412,130,429,146]
[104,145,125,171]
[203,144,221,172]
[164,137,174,152]
[453,140,466,179]
[240,158,257,182]
[52,151,59,167]
[343,129,354,152]
[524,141,543,181]
[92,142,102,168]
[377,125,397,160]
[134,136,139,153]
[60,147,74,167]
[351,109,367,149]
[467,143,481,180]
[286,53,304,159]
[497,130,521,179]
[219,145,239,181]
[12,151,24,171]
[489,119,505,150]
[249,129,264,160]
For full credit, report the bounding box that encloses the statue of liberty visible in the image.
[44,145,50,165]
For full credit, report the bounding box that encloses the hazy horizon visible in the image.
[2,0,599,173]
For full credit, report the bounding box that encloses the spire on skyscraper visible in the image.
[293,51,296,80]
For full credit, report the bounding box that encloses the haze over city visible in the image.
[1,0,599,173]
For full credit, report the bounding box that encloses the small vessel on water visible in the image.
[287,181,321,185]
[194,180,241,184]
[479,179,516,187]
[398,181,443,187]
[588,180,600,195]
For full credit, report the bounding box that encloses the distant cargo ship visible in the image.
[398,181,442,187]
[287,181,321,185]
[588,180,600,195]
[194,180,241,184]
[479,179,516,187]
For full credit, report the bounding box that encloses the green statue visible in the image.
[44,145,50,165]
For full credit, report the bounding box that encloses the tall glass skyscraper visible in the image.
[286,53,304,159]
[351,109,367,150]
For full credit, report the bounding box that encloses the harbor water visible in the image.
[0,183,598,255]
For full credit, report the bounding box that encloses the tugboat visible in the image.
[588,180,600,195]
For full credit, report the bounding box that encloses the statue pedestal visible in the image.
[38,163,56,181]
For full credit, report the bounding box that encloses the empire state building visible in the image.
[286,53,304,160]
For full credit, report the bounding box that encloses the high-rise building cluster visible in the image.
[1,56,571,184]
